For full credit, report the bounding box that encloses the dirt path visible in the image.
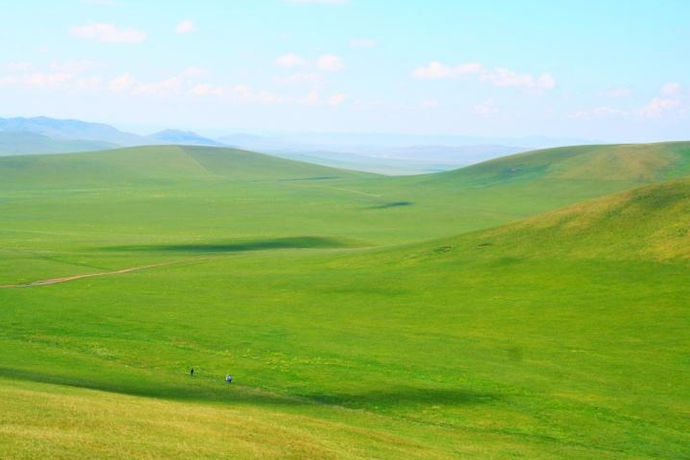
[0,261,179,289]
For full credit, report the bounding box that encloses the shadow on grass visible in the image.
[299,386,501,408]
[367,201,413,210]
[284,176,340,182]
[105,236,356,254]
[0,367,500,409]
[0,366,295,406]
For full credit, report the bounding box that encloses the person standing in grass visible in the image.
[190,367,194,376]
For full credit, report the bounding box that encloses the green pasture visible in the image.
[0,143,688,458]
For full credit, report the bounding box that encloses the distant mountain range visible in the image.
[0,131,116,156]
[0,116,144,146]
[0,116,598,174]
[0,117,223,155]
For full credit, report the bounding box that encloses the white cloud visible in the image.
[570,106,628,120]
[0,55,350,109]
[412,61,482,79]
[70,23,147,43]
[317,54,344,72]
[591,106,627,116]
[636,83,683,118]
[24,72,73,88]
[106,67,209,97]
[132,76,184,96]
[0,61,101,91]
[232,85,281,104]
[350,38,377,48]
[108,72,135,92]
[275,72,322,85]
[661,82,681,96]
[412,61,555,90]
[194,82,341,106]
[0,68,77,89]
[603,87,631,98]
[639,97,680,118]
[0,62,216,99]
[105,70,281,103]
[191,83,224,96]
[480,67,555,89]
[175,20,197,34]
[573,82,684,120]
[327,93,347,106]
[473,99,498,116]
[275,53,344,74]
[276,53,306,68]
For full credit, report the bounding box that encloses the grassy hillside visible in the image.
[0,145,371,187]
[428,141,690,185]
[470,178,690,260]
[0,142,688,457]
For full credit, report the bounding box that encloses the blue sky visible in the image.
[1,0,688,141]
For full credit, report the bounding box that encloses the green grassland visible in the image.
[0,142,688,458]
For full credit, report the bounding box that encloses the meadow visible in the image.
[0,143,688,458]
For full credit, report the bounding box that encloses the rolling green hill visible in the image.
[0,142,688,458]
[428,141,690,185]
[469,178,690,261]
[0,145,371,188]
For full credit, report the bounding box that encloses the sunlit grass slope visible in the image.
[0,142,688,457]
[0,377,448,459]
[428,141,690,184]
[471,177,690,260]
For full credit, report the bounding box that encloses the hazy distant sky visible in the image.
[1,0,688,141]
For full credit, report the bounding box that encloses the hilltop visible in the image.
[427,141,690,186]
[0,145,371,189]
